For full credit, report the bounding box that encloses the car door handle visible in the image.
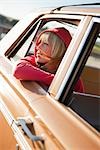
[16,118,44,142]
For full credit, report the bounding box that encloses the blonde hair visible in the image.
[37,31,67,73]
[39,32,66,58]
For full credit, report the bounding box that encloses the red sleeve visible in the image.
[13,59,54,86]
[74,78,85,93]
[20,55,36,66]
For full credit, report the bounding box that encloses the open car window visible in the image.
[6,16,80,62]
[4,14,83,92]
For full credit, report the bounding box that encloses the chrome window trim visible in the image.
[40,13,85,20]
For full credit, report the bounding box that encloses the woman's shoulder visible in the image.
[21,55,36,65]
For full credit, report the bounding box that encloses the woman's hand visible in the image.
[35,49,51,64]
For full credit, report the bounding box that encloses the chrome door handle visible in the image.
[16,118,44,142]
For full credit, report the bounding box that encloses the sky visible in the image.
[0,0,100,19]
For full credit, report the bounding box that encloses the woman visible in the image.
[13,27,84,92]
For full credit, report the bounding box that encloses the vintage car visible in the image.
[0,3,100,150]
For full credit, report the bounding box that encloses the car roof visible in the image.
[50,3,100,16]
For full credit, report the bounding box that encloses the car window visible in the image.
[4,15,84,91]
[6,15,81,92]
[28,20,77,55]
[9,20,78,63]
[81,33,100,96]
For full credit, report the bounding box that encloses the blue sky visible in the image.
[0,0,99,19]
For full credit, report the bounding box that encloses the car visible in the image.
[0,3,100,150]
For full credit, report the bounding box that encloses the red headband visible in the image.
[38,27,72,47]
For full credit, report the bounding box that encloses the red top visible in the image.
[13,55,84,93]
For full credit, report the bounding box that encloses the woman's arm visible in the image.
[13,57,54,86]
[13,56,84,92]
[20,55,36,66]
[74,78,85,93]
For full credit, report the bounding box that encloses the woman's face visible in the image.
[35,33,52,64]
